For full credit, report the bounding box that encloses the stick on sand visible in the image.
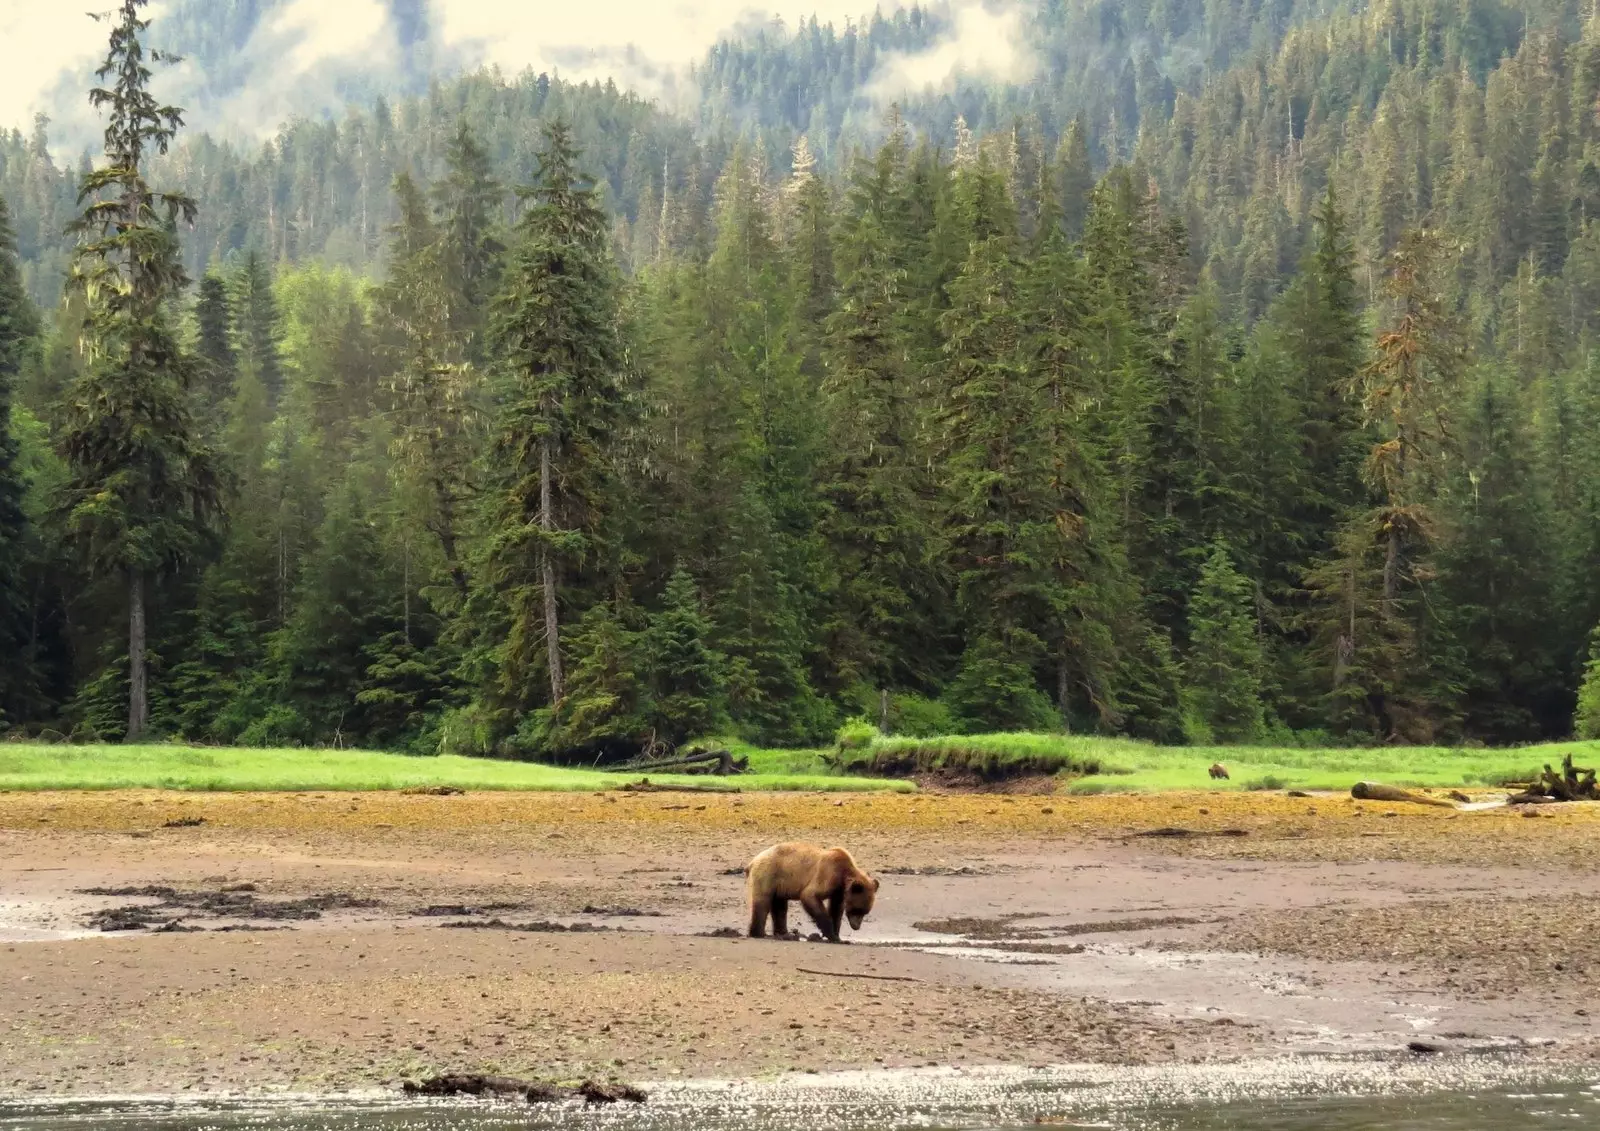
[795,967,924,983]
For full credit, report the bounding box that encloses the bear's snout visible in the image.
[847,910,865,930]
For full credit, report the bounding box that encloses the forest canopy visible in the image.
[4,0,1600,753]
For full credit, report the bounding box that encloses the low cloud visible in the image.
[430,0,875,100]
[5,0,1041,159]
[863,0,1036,105]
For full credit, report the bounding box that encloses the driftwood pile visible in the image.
[403,1073,646,1104]
[612,747,748,776]
[1509,753,1599,804]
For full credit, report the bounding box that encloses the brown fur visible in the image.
[745,842,879,942]
[1208,762,1230,780]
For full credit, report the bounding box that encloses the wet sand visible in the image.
[1,788,1597,1095]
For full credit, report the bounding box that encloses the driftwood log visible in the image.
[1350,781,1456,808]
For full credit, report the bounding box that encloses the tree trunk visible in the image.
[1382,524,1400,608]
[427,432,469,598]
[127,569,148,742]
[1057,652,1072,733]
[540,433,564,704]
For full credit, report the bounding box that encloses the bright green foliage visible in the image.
[1182,542,1266,744]
[942,633,1061,734]
[1576,627,1600,740]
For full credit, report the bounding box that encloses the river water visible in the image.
[3,1060,1597,1131]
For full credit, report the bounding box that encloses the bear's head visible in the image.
[845,873,880,930]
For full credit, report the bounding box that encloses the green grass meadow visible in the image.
[0,741,909,793]
[831,731,1596,793]
[0,732,1591,794]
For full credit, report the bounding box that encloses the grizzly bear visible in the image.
[1208,762,1230,780]
[745,842,879,942]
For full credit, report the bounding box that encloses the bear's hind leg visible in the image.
[748,894,771,938]
[771,897,789,937]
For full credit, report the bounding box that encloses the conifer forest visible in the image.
[9,0,1600,757]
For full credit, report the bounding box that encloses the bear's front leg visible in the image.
[825,891,847,941]
[800,891,837,941]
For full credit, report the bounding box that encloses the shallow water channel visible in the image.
[4,1063,1597,1131]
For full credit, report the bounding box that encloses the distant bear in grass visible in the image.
[746,842,879,942]
[1209,762,1230,780]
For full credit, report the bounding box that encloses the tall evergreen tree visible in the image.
[57,0,222,741]
[487,121,624,710]
[234,250,282,405]
[379,172,476,599]
[432,120,504,361]
[192,270,235,421]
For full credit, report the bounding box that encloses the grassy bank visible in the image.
[830,731,1597,793]
[0,742,910,793]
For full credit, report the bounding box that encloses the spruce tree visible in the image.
[642,568,725,744]
[432,120,504,361]
[234,250,283,405]
[1182,542,1266,743]
[379,172,476,599]
[487,121,623,710]
[58,0,222,741]
[192,270,235,422]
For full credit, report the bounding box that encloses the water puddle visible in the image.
[1,1061,1595,1131]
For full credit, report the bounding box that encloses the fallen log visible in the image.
[613,748,747,776]
[619,777,738,794]
[1350,782,1456,808]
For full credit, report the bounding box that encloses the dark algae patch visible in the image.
[78,885,379,930]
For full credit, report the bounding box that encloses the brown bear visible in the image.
[1208,762,1230,780]
[745,842,879,943]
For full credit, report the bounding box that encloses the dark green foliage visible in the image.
[233,251,283,404]
[941,633,1061,735]
[1183,543,1266,743]
[0,193,41,722]
[191,271,235,421]
[485,120,625,710]
[642,569,725,744]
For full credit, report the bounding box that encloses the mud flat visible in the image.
[1,788,1598,1097]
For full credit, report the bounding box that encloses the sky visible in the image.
[0,0,1033,154]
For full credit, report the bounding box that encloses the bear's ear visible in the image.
[871,876,881,892]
